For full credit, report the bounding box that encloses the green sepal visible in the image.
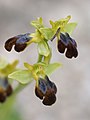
[45,63,62,75]
[8,70,33,84]
[49,15,71,32]
[39,28,54,40]
[64,22,77,35]
[38,40,50,57]
[33,62,62,76]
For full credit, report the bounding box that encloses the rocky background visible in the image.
[0,0,90,120]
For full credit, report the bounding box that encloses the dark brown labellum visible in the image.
[35,87,43,100]
[58,32,78,59]
[4,37,17,52]
[58,40,66,53]
[35,76,57,106]
[6,85,13,96]
[42,92,56,106]
[14,43,27,52]
[0,78,13,103]
[4,33,32,52]
[0,89,7,103]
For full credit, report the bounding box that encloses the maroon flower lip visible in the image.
[4,33,32,52]
[58,32,78,59]
[35,75,57,106]
[0,78,13,103]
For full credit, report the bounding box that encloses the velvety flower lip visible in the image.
[58,32,78,59]
[45,75,57,94]
[35,75,57,106]
[65,33,77,47]
[0,78,13,103]
[4,33,32,52]
[42,91,56,106]
[0,90,6,103]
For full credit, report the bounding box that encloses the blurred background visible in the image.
[0,0,90,120]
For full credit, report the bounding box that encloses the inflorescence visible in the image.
[1,16,78,106]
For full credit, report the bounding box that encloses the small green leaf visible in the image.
[8,70,33,84]
[38,41,50,56]
[39,28,54,40]
[45,63,62,75]
[64,22,77,34]
[0,57,8,69]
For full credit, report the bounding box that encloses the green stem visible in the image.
[44,47,52,64]
[37,54,43,63]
